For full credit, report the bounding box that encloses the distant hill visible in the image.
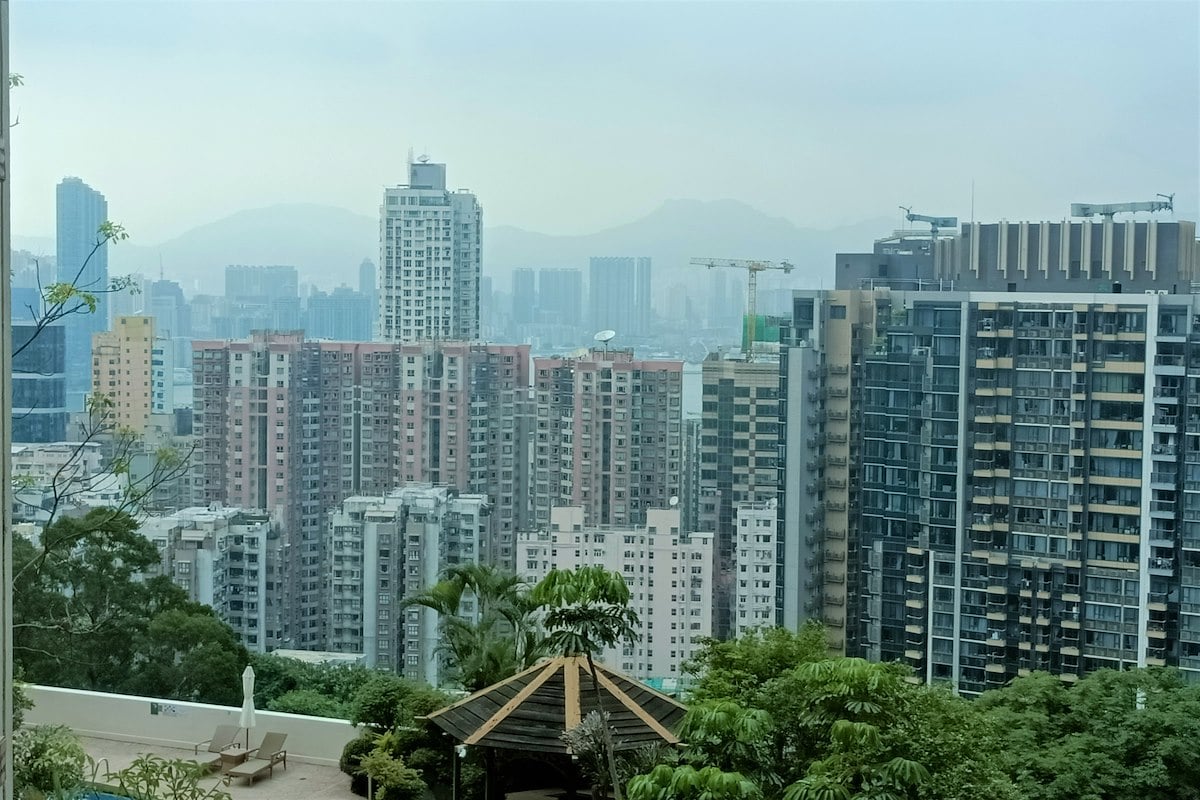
[23,200,894,297]
[486,199,892,299]
[103,204,378,293]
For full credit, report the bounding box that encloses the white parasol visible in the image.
[239,664,256,748]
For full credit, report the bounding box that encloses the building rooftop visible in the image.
[81,737,357,800]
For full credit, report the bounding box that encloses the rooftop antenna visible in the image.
[594,329,616,356]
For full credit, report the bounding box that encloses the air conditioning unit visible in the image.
[912,347,930,356]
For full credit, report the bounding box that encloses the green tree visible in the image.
[977,667,1200,800]
[340,676,453,798]
[628,765,762,800]
[249,652,375,715]
[12,509,247,704]
[402,563,544,692]
[533,566,640,800]
[267,689,349,718]
[677,701,779,791]
[684,623,828,705]
[124,607,250,704]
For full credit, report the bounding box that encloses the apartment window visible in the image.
[830,305,847,319]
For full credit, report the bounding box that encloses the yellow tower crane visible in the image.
[691,257,794,360]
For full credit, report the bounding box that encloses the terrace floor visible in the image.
[82,736,360,799]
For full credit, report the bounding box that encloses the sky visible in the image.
[12,0,1200,245]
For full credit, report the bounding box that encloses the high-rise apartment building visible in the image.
[150,338,176,417]
[220,265,302,336]
[395,488,490,684]
[787,217,1200,690]
[389,341,532,563]
[779,289,879,653]
[326,495,407,670]
[378,160,482,342]
[324,489,491,678]
[192,334,395,647]
[144,278,191,366]
[538,268,583,327]
[92,315,156,435]
[306,287,373,341]
[533,349,683,527]
[734,500,779,636]
[192,334,532,647]
[139,506,276,652]
[57,177,109,411]
[11,288,67,443]
[517,506,713,680]
[511,269,536,326]
[589,257,652,339]
[226,265,299,300]
[699,353,783,638]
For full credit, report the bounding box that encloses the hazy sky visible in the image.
[13,1,1199,244]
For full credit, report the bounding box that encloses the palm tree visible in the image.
[532,566,640,800]
[401,563,544,692]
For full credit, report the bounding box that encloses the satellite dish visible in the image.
[418,154,430,164]
[594,330,616,343]
[669,496,679,508]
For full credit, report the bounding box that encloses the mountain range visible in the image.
[16,200,894,297]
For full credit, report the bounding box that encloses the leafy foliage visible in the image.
[106,754,232,800]
[977,667,1200,800]
[684,622,828,706]
[402,563,545,692]
[628,764,762,800]
[13,725,86,798]
[563,711,623,793]
[125,607,250,704]
[350,673,449,732]
[250,652,376,718]
[13,509,247,704]
[534,566,640,800]
[360,741,427,800]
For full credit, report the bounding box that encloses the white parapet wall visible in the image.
[25,685,359,767]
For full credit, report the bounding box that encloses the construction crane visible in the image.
[899,206,959,238]
[691,258,794,359]
[1071,194,1174,220]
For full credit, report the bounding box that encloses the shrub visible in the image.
[341,731,379,797]
[13,725,86,798]
[360,748,427,800]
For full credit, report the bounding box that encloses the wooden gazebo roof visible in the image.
[426,656,688,753]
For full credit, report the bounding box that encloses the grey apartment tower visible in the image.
[779,218,1200,692]
[56,177,108,411]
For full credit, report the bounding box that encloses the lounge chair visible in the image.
[227,732,288,785]
[193,724,242,771]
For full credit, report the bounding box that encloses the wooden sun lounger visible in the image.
[226,731,288,785]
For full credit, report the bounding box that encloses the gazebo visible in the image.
[426,656,688,796]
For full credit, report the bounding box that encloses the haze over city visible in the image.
[7,3,1200,799]
[13,1,1198,258]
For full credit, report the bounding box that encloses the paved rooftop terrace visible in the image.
[82,736,359,800]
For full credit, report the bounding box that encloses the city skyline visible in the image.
[11,2,1196,246]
